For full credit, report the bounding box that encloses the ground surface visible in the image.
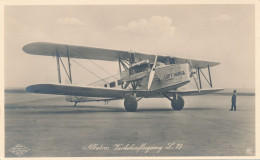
[5,91,255,157]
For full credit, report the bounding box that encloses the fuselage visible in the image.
[66,61,191,103]
[89,63,190,91]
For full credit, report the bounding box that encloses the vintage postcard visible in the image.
[0,0,258,159]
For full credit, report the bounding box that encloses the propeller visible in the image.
[147,54,158,90]
[188,59,200,93]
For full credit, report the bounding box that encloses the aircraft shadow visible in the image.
[10,104,182,114]
[137,108,172,112]
[7,103,221,114]
[138,107,221,112]
[33,109,126,114]
[183,107,221,111]
[14,105,125,114]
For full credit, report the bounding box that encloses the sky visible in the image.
[4,5,255,89]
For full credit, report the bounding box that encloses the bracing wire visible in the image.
[87,59,118,80]
[71,59,107,83]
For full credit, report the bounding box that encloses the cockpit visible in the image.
[129,60,150,75]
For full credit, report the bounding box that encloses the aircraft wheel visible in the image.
[124,95,138,112]
[171,95,184,110]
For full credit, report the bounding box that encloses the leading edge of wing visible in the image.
[22,42,131,61]
[23,42,220,68]
[26,83,148,98]
[26,84,223,100]
[173,57,221,68]
[166,88,224,96]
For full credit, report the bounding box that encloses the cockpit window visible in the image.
[130,60,150,74]
[132,63,149,73]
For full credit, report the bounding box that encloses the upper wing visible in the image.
[23,42,220,69]
[173,57,220,69]
[22,42,129,61]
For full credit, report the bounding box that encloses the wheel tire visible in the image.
[171,95,184,110]
[124,95,138,112]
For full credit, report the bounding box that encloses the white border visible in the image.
[0,0,258,159]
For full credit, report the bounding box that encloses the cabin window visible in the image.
[117,80,123,86]
[170,58,175,64]
[104,84,107,87]
[110,81,116,88]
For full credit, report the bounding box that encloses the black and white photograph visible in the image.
[2,2,257,158]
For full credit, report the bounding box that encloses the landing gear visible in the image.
[124,94,138,112]
[171,95,184,110]
[162,94,185,111]
[74,101,78,107]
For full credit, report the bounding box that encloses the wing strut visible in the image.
[197,67,202,89]
[118,56,123,89]
[67,46,72,83]
[208,64,213,87]
[188,58,200,92]
[196,65,214,89]
[56,52,61,83]
[54,48,73,84]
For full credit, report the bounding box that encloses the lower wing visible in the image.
[26,83,223,101]
[26,83,146,98]
[149,88,224,98]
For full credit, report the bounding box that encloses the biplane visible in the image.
[23,42,223,112]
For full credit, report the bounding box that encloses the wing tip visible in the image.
[25,84,38,93]
[22,43,30,53]
[214,61,221,66]
[22,42,40,54]
[22,42,48,52]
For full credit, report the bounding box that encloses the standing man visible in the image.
[230,90,237,111]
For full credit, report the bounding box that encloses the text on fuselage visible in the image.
[164,71,185,79]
